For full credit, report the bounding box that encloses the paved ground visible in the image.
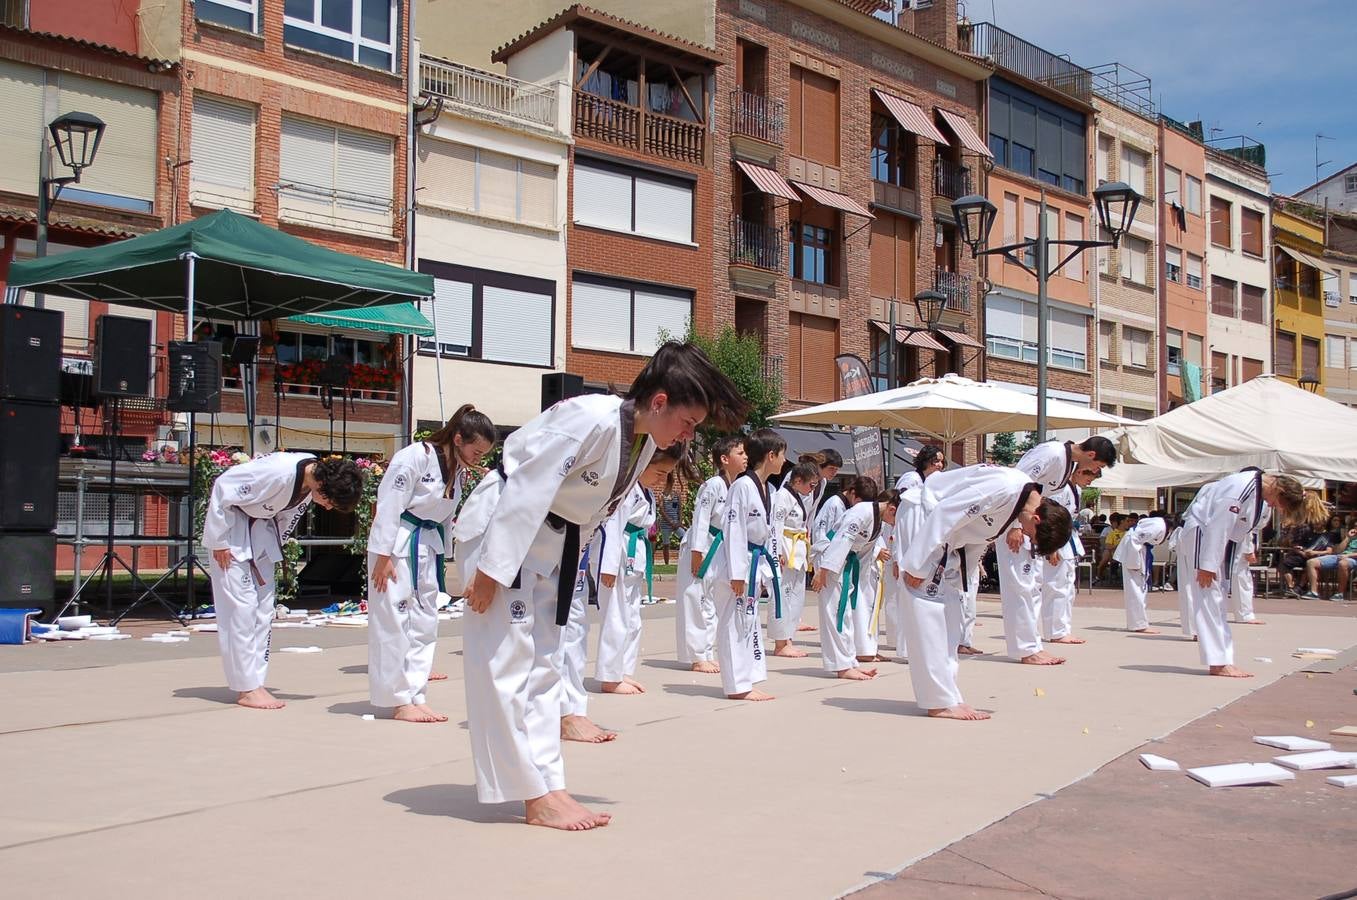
[2,587,1356,899]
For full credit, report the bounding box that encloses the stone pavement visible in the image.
[2,593,1355,900]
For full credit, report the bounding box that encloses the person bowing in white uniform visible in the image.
[768,461,818,657]
[1039,467,1100,646]
[709,428,786,701]
[1176,469,1322,678]
[888,447,946,659]
[454,342,746,831]
[812,482,896,680]
[998,436,1116,666]
[204,453,364,710]
[675,436,746,673]
[366,405,495,723]
[1114,510,1169,633]
[896,464,1072,720]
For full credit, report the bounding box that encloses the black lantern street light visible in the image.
[33,111,106,309]
[955,181,1142,439]
[913,289,948,332]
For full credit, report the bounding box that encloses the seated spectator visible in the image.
[1303,526,1357,601]
[1096,513,1130,582]
[1278,523,1322,597]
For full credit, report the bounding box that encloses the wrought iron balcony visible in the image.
[933,157,971,200]
[934,269,972,313]
[420,57,559,132]
[731,89,785,145]
[730,216,783,272]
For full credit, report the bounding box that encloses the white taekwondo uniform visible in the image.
[1040,481,1084,641]
[887,470,925,659]
[366,442,459,708]
[675,475,727,665]
[559,529,599,719]
[1176,468,1270,668]
[897,465,1039,711]
[768,482,811,642]
[1114,516,1168,631]
[709,472,776,696]
[453,395,655,804]
[998,440,1076,659]
[202,452,317,693]
[594,483,654,684]
[817,500,887,672]
[1230,529,1260,623]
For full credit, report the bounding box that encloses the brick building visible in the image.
[1157,115,1209,410]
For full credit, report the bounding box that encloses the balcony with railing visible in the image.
[731,90,785,145]
[730,216,783,272]
[573,90,704,165]
[934,270,973,314]
[933,158,971,200]
[420,57,560,132]
[763,355,784,387]
[1,0,25,27]
[964,23,1091,103]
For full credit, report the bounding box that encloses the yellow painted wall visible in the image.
[1272,205,1328,393]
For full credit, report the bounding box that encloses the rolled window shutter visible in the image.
[424,278,473,351]
[476,148,518,222]
[57,72,157,203]
[632,288,691,354]
[416,139,475,212]
[0,61,44,197]
[280,116,337,225]
[634,176,692,243]
[519,159,557,228]
[787,313,804,399]
[802,314,838,402]
[571,279,631,352]
[573,161,631,231]
[190,95,256,211]
[336,127,393,230]
[483,285,552,366]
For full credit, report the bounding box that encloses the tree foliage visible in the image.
[989,432,1019,466]
[685,324,781,430]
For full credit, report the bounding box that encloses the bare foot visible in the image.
[1020,651,1065,666]
[1131,628,1161,635]
[690,660,720,674]
[728,688,775,701]
[837,667,878,680]
[773,641,808,658]
[600,681,643,695]
[1047,635,1086,644]
[561,714,618,743]
[416,703,448,722]
[237,687,285,709]
[857,654,890,663]
[928,703,990,720]
[393,703,443,723]
[957,644,984,655]
[622,676,646,692]
[1209,664,1253,678]
[797,623,816,632]
[1236,619,1266,625]
[524,790,611,831]
[428,672,449,681]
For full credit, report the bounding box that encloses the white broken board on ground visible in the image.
[1254,735,1332,751]
[1272,751,1357,771]
[277,646,323,654]
[1186,763,1296,787]
[1326,774,1357,788]
[1139,754,1181,771]
[1330,725,1357,738]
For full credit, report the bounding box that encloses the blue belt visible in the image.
[624,522,654,601]
[1145,544,1154,591]
[400,511,446,595]
[696,524,724,578]
[747,542,783,615]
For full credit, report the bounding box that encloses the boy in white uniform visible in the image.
[889,447,946,659]
[1039,468,1099,644]
[812,482,895,679]
[675,437,746,673]
[1114,511,1169,633]
[768,461,818,657]
[456,342,746,830]
[896,464,1072,720]
[204,453,363,709]
[709,428,786,701]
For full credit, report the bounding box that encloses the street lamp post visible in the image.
[32,111,106,309]
[954,181,1141,440]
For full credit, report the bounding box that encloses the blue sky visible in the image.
[983,0,1357,194]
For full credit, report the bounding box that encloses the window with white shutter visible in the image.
[572,276,692,355]
[1120,145,1147,196]
[280,115,393,235]
[520,160,557,229]
[57,73,157,210]
[1120,235,1148,284]
[482,286,552,366]
[0,61,44,198]
[573,158,694,244]
[418,262,556,367]
[417,139,557,229]
[1065,213,1084,281]
[421,278,473,355]
[1046,307,1087,370]
[416,139,475,212]
[1326,335,1346,369]
[632,287,691,353]
[634,178,693,243]
[191,95,256,212]
[1123,326,1150,368]
[574,162,632,231]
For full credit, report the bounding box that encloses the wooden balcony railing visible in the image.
[574,89,704,164]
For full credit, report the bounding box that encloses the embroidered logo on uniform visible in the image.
[560,455,576,477]
[581,470,600,486]
[982,514,994,527]
[728,507,738,523]
[262,503,275,513]
[509,599,528,623]
[1023,562,1033,574]
[397,599,408,612]
[393,473,409,490]
[926,583,939,597]
[237,484,252,497]
[1228,505,1240,514]
[966,504,980,516]
[420,473,437,483]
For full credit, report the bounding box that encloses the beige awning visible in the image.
[1276,243,1338,277]
[936,108,993,158]
[735,160,799,201]
[872,89,947,144]
[791,182,874,218]
[871,321,947,351]
[937,328,984,349]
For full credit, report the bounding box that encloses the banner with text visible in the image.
[835,354,884,490]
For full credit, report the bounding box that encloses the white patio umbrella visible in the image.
[772,373,1127,447]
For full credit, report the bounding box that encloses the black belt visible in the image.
[498,463,580,626]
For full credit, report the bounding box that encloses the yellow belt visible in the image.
[782,528,809,570]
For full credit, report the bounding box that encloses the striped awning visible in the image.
[872,89,947,144]
[937,328,984,348]
[871,321,948,351]
[735,160,799,201]
[1276,243,1338,277]
[936,108,993,158]
[792,182,875,218]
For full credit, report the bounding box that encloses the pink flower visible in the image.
[142,449,158,462]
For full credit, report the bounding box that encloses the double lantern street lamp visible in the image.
[952,181,1142,441]
[33,111,107,309]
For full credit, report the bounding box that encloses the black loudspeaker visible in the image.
[167,340,222,413]
[541,372,585,411]
[0,533,56,609]
[0,305,62,402]
[297,552,364,598]
[94,315,152,397]
[0,400,60,530]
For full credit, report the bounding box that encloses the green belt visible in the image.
[696,524,724,578]
[624,521,654,601]
[749,542,783,616]
[400,511,447,595]
[824,527,861,633]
